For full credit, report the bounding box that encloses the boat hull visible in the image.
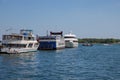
[38,41,65,50]
[65,42,78,48]
[0,47,38,54]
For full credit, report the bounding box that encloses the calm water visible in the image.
[0,44,120,80]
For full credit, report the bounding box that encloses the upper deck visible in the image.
[20,29,34,37]
[64,33,77,38]
[2,29,36,41]
[37,31,64,41]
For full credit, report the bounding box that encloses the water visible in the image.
[0,44,120,80]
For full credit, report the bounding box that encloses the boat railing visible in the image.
[50,31,63,36]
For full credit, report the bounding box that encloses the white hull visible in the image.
[56,39,65,49]
[1,47,38,54]
[65,42,78,48]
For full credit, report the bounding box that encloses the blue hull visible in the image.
[38,41,57,50]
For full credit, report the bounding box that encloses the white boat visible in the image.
[82,43,93,46]
[103,44,110,46]
[37,31,65,50]
[0,29,39,54]
[64,32,78,48]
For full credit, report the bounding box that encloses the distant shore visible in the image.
[1,38,120,44]
[78,38,120,44]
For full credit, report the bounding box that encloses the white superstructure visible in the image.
[38,31,65,50]
[1,29,39,53]
[64,33,78,48]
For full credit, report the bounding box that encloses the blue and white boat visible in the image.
[37,31,65,50]
[0,29,39,54]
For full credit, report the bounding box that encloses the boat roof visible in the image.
[64,33,76,37]
[38,36,57,40]
[20,29,33,32]
[20,29,35,37]
[50,31,63,36]
[3,33,23,37]
[3,32,35,37]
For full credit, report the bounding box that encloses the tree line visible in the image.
[78,38,120,43]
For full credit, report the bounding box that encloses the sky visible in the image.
[0,0,120,39]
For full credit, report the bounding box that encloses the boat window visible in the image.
[21,44,27,48]
[73,40,78,42]
[28,37,35,40]
[24,37,28,40]
[28,37,31,40]
[64,36,76,38]
[2,35,6,40]
[2,35,10,40]
[65,40,70,42]
[34,43,39,47]
[2,35,22,40]
[58,42,64,45]
[39,37,56,40]
[3,44,6,47]
[2,44,27,48]
[24,37,35,40]
[28,43,33,48]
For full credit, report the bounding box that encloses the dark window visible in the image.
[28,43,33,48]
[64,36,75,38]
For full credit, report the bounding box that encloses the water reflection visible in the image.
[0,52,40,79]
[1,52,37,63]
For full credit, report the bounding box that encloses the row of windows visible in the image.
[3,35,22,40]
[2,44,27,48]
[58,43,65,46]
[64,36,76,38]
[65,40,78,42]
[73,41,78,42]
[26,43,39,48]
[2,35,35,41]
[2,43,39,48]
[24,37,35,40]
[39,38,56,40]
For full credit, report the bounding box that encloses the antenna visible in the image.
[47,30,48,36]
